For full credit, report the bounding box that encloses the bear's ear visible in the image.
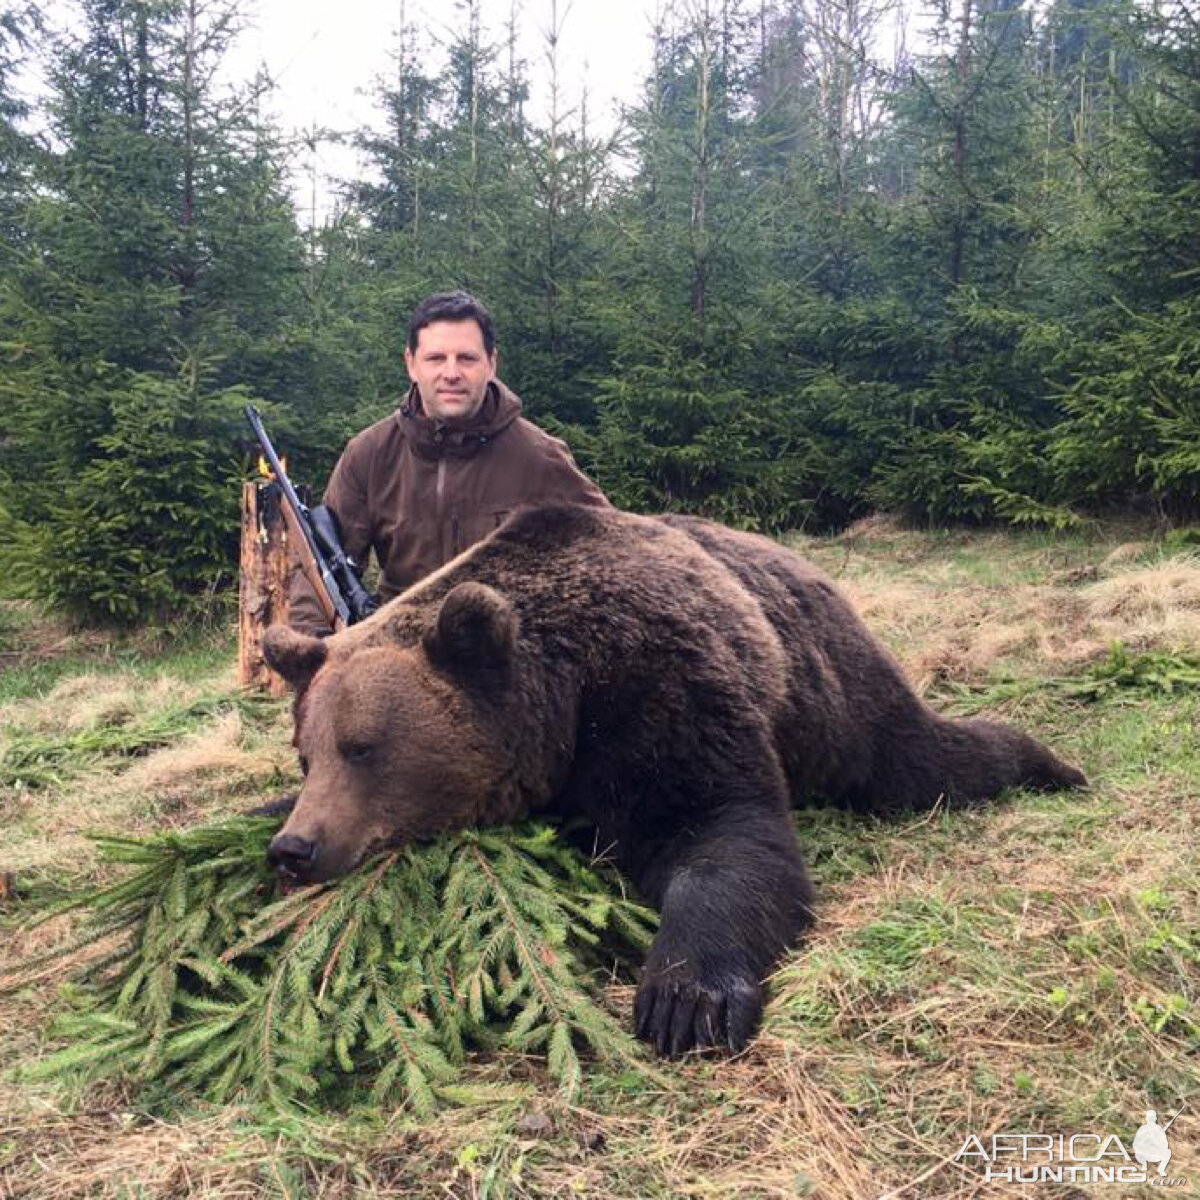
[262,625,329,694]
[423,583,517,676]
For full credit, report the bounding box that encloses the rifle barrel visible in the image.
[1162,1102,1186,1134]
[245,406,309,522]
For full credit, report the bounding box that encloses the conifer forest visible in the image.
[0,0,1198,623]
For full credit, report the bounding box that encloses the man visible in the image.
[289,291,609,635]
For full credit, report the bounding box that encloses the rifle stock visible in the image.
[277,497,347,632]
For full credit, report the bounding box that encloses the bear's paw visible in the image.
[634,962,763,1058]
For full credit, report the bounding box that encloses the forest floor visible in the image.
[1,516,1198,1199]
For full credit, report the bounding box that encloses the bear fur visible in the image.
[262,504,1086,1057]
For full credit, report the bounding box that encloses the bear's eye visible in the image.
[339,742,375,765]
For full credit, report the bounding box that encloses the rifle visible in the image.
[244,405,379,631]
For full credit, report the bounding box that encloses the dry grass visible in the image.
[0,602,93,673]
[795,520,1200,691]
[2,1102,281,1200]
[0,665,290,876]
[2,519,1198,1199]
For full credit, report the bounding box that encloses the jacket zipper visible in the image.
[435,455,447,561]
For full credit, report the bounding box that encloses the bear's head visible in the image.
[261,582,520,884]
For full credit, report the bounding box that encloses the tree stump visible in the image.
[238,480,290,696]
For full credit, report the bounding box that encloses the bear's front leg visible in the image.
[631,805,814,1057]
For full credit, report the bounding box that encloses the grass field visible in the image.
[2,517,1198,1199]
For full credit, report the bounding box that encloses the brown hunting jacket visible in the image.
[289,380,610,635]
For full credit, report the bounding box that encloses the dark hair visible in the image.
[407,291,497,356]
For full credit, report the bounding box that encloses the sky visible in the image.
[223,0,659,219]
[29,0,918,221]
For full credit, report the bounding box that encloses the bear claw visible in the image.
[634,973,763,1057]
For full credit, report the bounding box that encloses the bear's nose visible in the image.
[267,833,318,878]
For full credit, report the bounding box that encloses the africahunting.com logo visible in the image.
[954,1103,1187,1186]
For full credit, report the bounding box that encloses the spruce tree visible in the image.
[0,3,40,252]
[0,0,308,621]
[1045,0,1200,514]
[849,0,1062,523]
[483,1,615,428]
[582,1,824,530]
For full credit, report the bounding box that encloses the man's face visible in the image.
[404,319,497,422]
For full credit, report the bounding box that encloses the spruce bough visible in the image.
[21,816,657,1113]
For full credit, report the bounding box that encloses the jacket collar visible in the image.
[399,380,522,459]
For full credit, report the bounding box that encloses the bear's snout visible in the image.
[267,832,318,881]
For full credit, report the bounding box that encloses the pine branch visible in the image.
[11,813,657,1112]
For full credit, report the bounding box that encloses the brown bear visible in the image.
[262,504,1086,1058]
